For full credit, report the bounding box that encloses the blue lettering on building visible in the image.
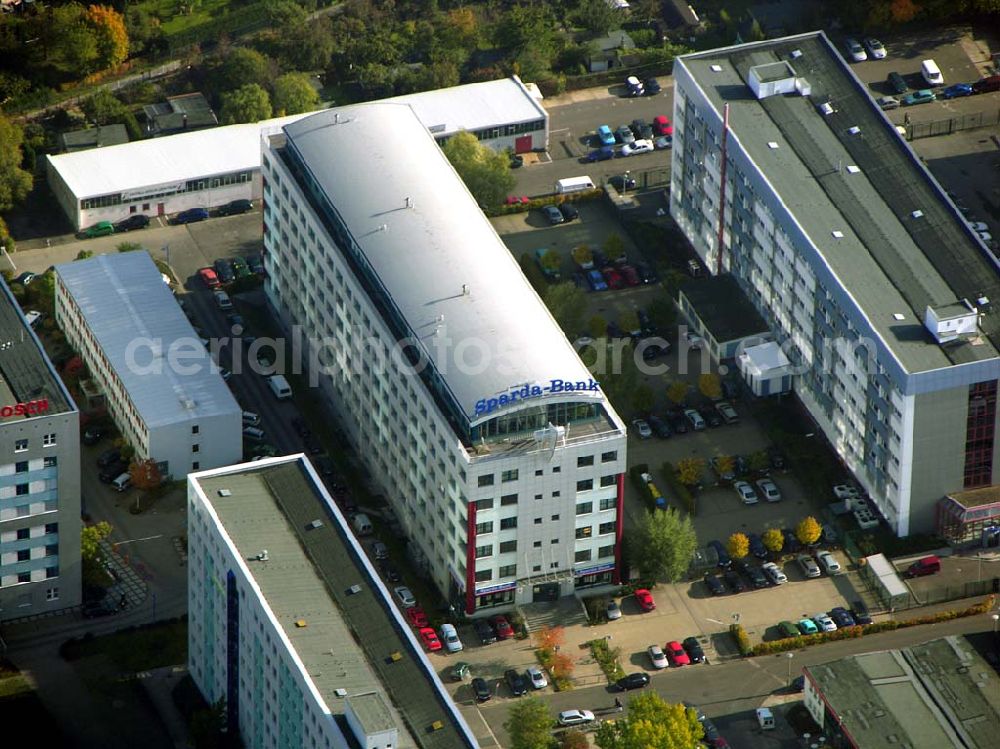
[474,378,601,416]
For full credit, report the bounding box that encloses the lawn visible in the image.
[136,0,236,35]
[62,619,187,673]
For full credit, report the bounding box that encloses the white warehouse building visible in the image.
[187,455,479,748]
[262,103,625,616]
[55,252,241,477]
[45,77,547,232]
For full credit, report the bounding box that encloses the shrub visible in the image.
[661,461,696,515]
[589,638,626,682]
[730,623,752,657]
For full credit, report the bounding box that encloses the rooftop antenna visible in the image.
[256,549,269,562]
[462,284,470,296]
[405,196,413,209]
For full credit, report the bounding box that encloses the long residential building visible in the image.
[261,103,626,615]
[0,281,81,621]
[55,252,241,477]
[671,32,1000,537]
[187,456,479,748]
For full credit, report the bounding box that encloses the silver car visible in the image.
[797,554,821,579]
[755,478,782,502]
[813,612,837,632]
[734,480,759,505]
[648,644,668,669]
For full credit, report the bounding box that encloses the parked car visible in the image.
[942,83,974,98]
[682,637,705,664]
[829,607,857,628]
[505,669,528,696]
[904,555,941,578]
[558,709,595,727]
[625,75,644,96]
[440,623,463,653]
[596,124,615,146]
[475,619,497,645]
[733,480,759,505]
[246,254,265,275]
[666,640,690,666]
[723,569,745,593]
[542,205,564,225]
[864,38,887,58]
[621,139,654,156]
[619,264,640,286]
[778,620,801,638]
[82,425,105,445]
[634,588,655,611]
[768,446,787,470]
[393,586,416,607]
[648,644,668,669]
[644,77,661,95]
[491,615,514,640]
[817,550,842,575]
[81,220,115,238]
[704,573,726,595]
[739,560,768,588]
[877,95,900,110]
[851,600,873,625]
[616,672,650,690]
[798,618,819,635]
[631,418,652,439]
[630,118,653,140]
[472,677,492,702]
[653,115,673,136]
[755,478,782,502]
[797,554,821,579]
[13,271,35,286]
[558,203,579,221]
[747,533,768,560]
[451,662,470,682]
[710,456,736,482]
[845,38,867,62]
[586,145,616,162]
[371,541,388,560]
[96,448,121,468]
[99,460,128,483]
[527,665,548,689]
[608,174,637,191]
[602,267,625,289]
[114,215,150,232]
[379,561,401,582]
[708,540,732,568]
[813,612,837,632]
[888,71,908,94]
[419,627,442,651]
[654,135,673,150]
[647,415,671,438]
[716,401,739,424]
[586,269,608,291]
[781,528,802,553]
[762,562,787,585]
[636,261,657,284]
[217,198,253,216]
[903,89,936,105]
[173,207,209,224]
[615,124,635,144]
[667,410,689,434]
[213,258,235,283]
[606,600,622,621]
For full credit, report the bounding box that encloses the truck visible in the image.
[267,374,292,400]
[640,472,667,510]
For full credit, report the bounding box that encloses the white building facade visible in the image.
[0,281,82,621]
[55,253,241,478]
[671,32,1000,537]
[262,104,625,615]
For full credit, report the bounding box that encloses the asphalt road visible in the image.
[471,615,996,747]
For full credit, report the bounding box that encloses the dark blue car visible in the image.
[941,83,973,99]
[586,146,615,162]
[173,207,209,225]
[587,269,608,292]
[708,540,732,568]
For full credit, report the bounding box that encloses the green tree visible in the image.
[81,89,127,126]
[75,250,94,261]
[713,454,735,480]
[85,5,129,70]
[603,232,626,262]
[762,527,784,553]
[796,516,822,546]
[537,248,563,277]
[619,309,640,336]
[595,689,704,749]
[0,116,33,211]
[81,521,112,563]
[666,380,690,405]
[632,383,654,414]
[727,532,749,560]
[648,295,676,331]
[748,450,770,474]
[572,244,593,268]
[441,131,515,208]
[265,0,307,26]
[593,340,638,416]
[280,17,335,71]
[561,730,589,749]
[518,253,547,295]
[50,4,99,74]
[544,282,586,336]
[272,73,319,115]
[676,457,704,486]
[698,373,722,401]
[504,697,553,749]
[571,0,621,34]
[220,84,273,125]
[213,48,273,95]
[589,315,608,338]
[629,508,698,581]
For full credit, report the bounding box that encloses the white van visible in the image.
[112,473,132,492]
[267,374,292,400]
[214,290,232,310]
[755,707,775,730]
[242,426,266,442]
[921,59,943,86]
[440,623,464,653]
[352,513,373,536]
[242,411,261,426]
[555,176,596,194]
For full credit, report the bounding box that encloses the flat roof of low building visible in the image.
[0,281,74,423]
[54,252,239,428]
[805,637,1000,749]
[191,456,478,749]
[679,275,770,343]
[382,76,546,137]
[677,32,1000,372]
[58,124,129,153]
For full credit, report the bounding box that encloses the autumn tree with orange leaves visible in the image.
[86,5,129,70]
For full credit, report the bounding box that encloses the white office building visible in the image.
[55,252,241,477]
[0,281,81,621]
[262,103,626,615]
[671,32,1000,536]
[187,456,479,748]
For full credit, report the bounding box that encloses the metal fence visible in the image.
[905,108,1000,140]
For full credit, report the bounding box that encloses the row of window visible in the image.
[474,519,616,558]
[79,171,252,211]
[13,435,57,452]
[474,543,616,581]
[576,497,617,514]
[0,566,59,587]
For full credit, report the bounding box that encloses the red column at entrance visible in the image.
[465,500,478,615]
[613,473,625,584]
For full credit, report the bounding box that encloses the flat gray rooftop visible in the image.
[679,275,770,343]
[195,458,477,749]
[0,280,73,422]
[679,32,1000,373]
[805,637,1000,749]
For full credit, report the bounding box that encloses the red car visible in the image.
[405,606,429,628]
[666,640,690,666]
[505,195,530,205]
[602,267,625,290]
[491,615,514,640]
[619,264,641,287]
[199,267,220,288]
[634,588,655,611]
[419,627,442,652]
[653,115,673,136]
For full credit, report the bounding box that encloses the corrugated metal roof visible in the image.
[282,104,603,424]
[55,252,240,428]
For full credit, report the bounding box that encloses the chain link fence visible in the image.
[905,108,1000,140]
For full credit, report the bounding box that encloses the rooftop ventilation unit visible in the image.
[217,489,232,497]
[893,313,905,321]
[924,300,978,344]
[309,519,324,529]
[848,126,861,135]
[832,230,844,238]
[747,61,804,99]
[911,210,924,218]
[767,142,779,149]
[710,64,723,72]
[334,688,348,698]
[846,165,860,174]
[256,549,269,562]
[348,584,362,594]
[790,49,803,59]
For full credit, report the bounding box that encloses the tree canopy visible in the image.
[544,281,587,337]
[220,84,273,124]
[595,691,704,749]
[272,72,320,115]
[441,130,515,209]
[81,521,112,563]
[504,697,553,749]
[629,508,698,581]
[0,116,33,212]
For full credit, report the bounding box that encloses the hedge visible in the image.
[487,188,604,217]
[589,638,626,682]
[661,461,696,515]
[731,595,996,657]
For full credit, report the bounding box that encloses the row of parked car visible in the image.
[587,116,673,161]
[778,601,873,638]
[77,200,254,239]
[703,541,843,594]
[198,253,265,288]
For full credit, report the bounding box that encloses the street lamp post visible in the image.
[786,652,795,686]
[992,613,999,635]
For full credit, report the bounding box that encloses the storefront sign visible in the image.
[574,562,615,578]
[0,399,49,418]
[474,581,517,596]
[475,378,601,416]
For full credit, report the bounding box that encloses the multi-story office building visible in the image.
[261,104,627,614]
[187,456,479,748]
[0,281,81,621]
[55,252,241,477]
[671,32,1000,536]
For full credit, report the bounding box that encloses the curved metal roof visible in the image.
[283,104,604,423]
